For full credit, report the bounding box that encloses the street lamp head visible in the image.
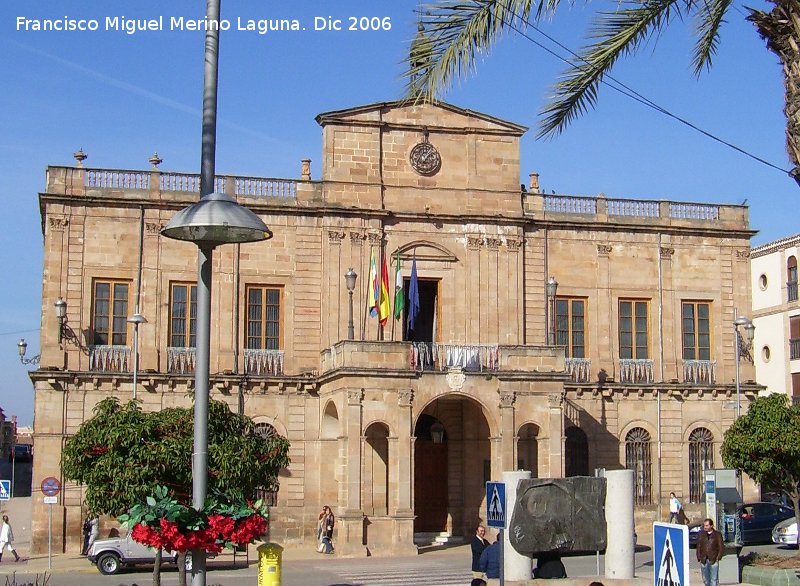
[161,191,273,246]
[345,268,357,292]
[744,321,755,344]
[17,339,27,358]
[54,297,67,320]
[546,276,558,298]
[733,315,752,327]
[127,313,147,326]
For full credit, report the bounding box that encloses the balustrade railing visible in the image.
[85,169,150,190]
[167,347,196,374]
[683,359,716,384]
[89,345,131,372]
[543,195,597,215]
[669,203,719,221]
[243,349,284,375]
[565,357,592,383]
[235,177,297,198]
[619,359,655,383]
[608,199,660,218]
[790,338,800,361]
[411,342,499,372]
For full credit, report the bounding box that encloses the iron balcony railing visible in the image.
[683,360,716,384]
[565,358,592,383]
[790,338,800,360]
[89,345,131,372]
[411,342,500,372]
[619,359,655,384]
[788,281,798,303]
[167,347,196,374]
[243,349,284,375]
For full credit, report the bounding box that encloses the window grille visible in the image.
[625,427,652,505]
[689,427,714,503]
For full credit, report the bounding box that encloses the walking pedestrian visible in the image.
[669,492,683,523]
[470,524,490,578]
[81,515,92,555]
[318,505,335,554]
[696,518,724,586]
[0,515,20,562]
[86,514,99,554]
[479,537,500,579]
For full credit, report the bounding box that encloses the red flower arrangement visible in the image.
[120,486,269,554]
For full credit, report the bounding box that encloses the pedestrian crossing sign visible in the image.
[0,480,10,501]
[653,521,689,586]
[486,481,506,529]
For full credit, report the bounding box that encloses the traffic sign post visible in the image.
[486,482,507,586]
[653,522,689,586]
[40,477,61,571]
[0,480,10,501]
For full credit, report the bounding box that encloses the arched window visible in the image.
[565,427,589,477]
[254,422,280,506]
[788,256,798,302]
[689,427,714,503]
[625,427,652,505]
[517,423,539,477]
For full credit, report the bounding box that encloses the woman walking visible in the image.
[319,506,335,554]
[0,515,20,562]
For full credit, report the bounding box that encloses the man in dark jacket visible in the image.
[479,538,501,579]
[471,525,490,577]
[696,518,724,586]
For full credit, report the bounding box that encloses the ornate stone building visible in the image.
[29,101,759,555]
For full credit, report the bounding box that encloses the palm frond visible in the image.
[405,0,539,102]
[691,0,732,74]
[538,0,684,138]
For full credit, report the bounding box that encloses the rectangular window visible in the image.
[246,286,282,350]
[555,298,586,358]
[169,283,197,348]
[92,280,130,346]
[682,301,711,360]
[619,300,649,359]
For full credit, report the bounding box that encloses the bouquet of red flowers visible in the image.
[120,486,269,554]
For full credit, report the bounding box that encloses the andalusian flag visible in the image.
[378,253,391,326]
[368,248,379,317]
[393,252,404,320]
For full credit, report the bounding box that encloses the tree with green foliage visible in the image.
[722,393,800,545]
[406,0,800,180]
[62,397,290,585]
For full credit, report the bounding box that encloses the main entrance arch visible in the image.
[413,395,491,537]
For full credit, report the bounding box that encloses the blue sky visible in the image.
[1,0,797,425]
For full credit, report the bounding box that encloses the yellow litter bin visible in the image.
[257,542,283,586]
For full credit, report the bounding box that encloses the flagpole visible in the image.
[360,247,369,341]
[391,253,397,341]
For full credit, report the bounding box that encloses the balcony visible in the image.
[619,359,654,384]
[411,342,499,372]
[683,360,716,384]
[788,281,798,303]
[243,349,284,376]
[89,345,131,372]
[565,358,592,383]
[167,347,196,374]
[790,338,800,360]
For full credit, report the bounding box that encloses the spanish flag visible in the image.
[379,253,391,326]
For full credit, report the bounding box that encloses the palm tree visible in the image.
[406,0,800,178]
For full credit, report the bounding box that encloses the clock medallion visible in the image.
[409,130,441,176]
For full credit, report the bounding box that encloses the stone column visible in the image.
[605,469,635,579]
[502,469,533,581]
[499,391,516,472]
[338,388,365,556]
[548,393,564,477]
[392,389,417,554]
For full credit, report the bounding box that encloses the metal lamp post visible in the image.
[160,1,272,584]
[345,268,357,340]
[54,297,67,343]
[546,276,559,346]
[127,313,147,400]
[733,315,755,419]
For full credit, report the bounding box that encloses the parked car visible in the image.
[771,517,798,547]
[688,502,795,546]
[88,533,191,575]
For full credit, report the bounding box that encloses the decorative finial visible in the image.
[149,152,163,169]
[73,148,87,168]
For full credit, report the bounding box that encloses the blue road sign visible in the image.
[41,476,60,497]
[0,480,9,501]
[653,522,689,586]
[486,481,506,529]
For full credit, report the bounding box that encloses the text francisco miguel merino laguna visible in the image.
[16,16,311,35]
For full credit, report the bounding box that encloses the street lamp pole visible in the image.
[546,276,558,346]
[127,313,147,400]
[733,313,754,511]
[160,2,272,585]
[345,268,357,340]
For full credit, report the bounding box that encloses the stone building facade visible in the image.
[29,101,759,556]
